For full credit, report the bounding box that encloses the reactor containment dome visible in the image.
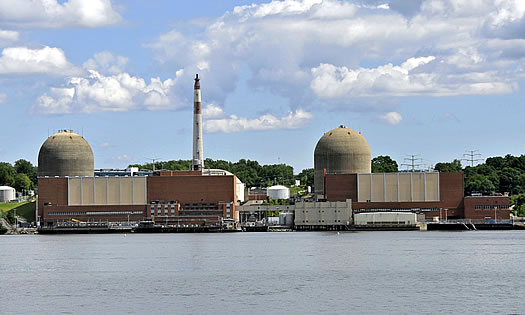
[314,125,371,198]
[38,130,95,177]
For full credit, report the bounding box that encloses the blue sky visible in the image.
[0,0,524,173]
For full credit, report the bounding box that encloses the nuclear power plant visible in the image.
[36,74,511,232]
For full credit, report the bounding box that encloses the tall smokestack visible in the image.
[192,74,204,171]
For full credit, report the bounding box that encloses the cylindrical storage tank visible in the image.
[0,186,16,202]
[267,185,290,200]
[279,212,295,226]
[314,125,371,198]
[38,130,94,177]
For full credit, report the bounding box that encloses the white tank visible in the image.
[0,186,16,202]
[267,185,290,200]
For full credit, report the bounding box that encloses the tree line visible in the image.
[129,158,297,187]
[0,159,37,193]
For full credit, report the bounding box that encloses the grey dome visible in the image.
[38,130,94,177]
[314,125,371,197]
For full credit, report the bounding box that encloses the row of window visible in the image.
[474,205,509,210]
[48,211,144,216]
[354,208,440,212]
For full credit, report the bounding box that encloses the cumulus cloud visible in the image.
[204,109,313,133]
[380,111,402,125]
[33,69,184,114]
[0,46,79,75]
[147,0,525,115]
[202,103,225,118]
[310,55,517,98]
[0,30,18,41]
[0,0,121,28]
[83,51,129,75]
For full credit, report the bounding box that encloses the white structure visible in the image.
[295,200,352,226]
[0,186,16,202]
[267,185,290,200]
[353,212,423,226]
[192,74,204,171]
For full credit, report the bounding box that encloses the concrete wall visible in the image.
[356,172,440,202]
[325,172,465,219]
[294,200,352,226]
[68,176,147,206]
[354,212,419,225]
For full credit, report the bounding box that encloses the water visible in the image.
[1,231,525,314]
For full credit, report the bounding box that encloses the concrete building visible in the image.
[38,130,94,177]
[314,125,371,199]
[294,200,352,230]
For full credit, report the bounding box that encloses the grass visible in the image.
[0,201,36,222]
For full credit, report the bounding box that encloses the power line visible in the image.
[461,150,483,167]
[400,154,423,172]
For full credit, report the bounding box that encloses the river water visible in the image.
[1,231,524,314]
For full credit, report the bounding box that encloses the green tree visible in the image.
[14,159,37,188]
[13,173,31,193]
[296,168,314,187]
[0,162,15,186]
[465,173,495,195]
[372,155,398,173]
[511,193,525,217]
[434,159,462,173]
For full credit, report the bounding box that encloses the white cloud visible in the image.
[204,109,313,133]
[0,46,79,75]
[33,69,184,114]
[310,55,517,98]
[83,51,129,75]
[99,142,112,149]
[113,154,132,163]
[0,0,121,28]
[202,103,225,118]
[0,30,18,41]
[148,0,525,115]
[0,93,6,103]
[380,112,403,125]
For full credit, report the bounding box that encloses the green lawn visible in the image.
[0,201,36,222]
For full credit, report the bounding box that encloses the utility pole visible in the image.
[146,157,162,172]
[462,150,483,167]
[401,154,423,172]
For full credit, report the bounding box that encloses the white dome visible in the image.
[267,185,290,200]
[0,186,16,202]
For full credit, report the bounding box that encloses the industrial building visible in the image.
[37,75,241,230]
[36,74,511,232]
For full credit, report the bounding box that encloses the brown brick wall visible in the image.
[38,177,68,220]
[325,173,357,201]
[464,196,510,220]
[147,175,236,205]
[42,204,147,223]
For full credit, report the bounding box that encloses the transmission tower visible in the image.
[145,157,162,171]
[401,154,423,172]
[462,150,483,167]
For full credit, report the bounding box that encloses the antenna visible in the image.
[145,157,162,172]
[462,150,483,167]
[400,154,423,172]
